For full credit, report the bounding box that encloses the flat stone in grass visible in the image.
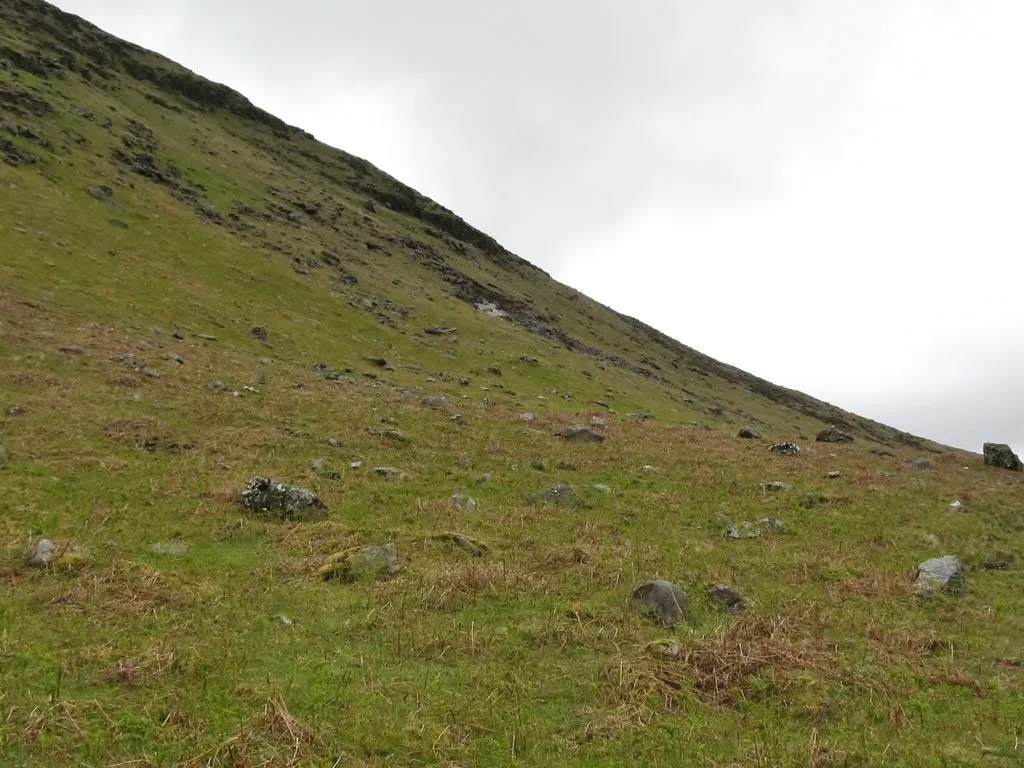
[629,580,689,626]
[557,425,605,443]
[914,555,965,597]
[421,395,448,408]
[762,481,792,492]
[707,583,747,613]
[816,427,854,443]
[737,428,761,439]
[319,543,400,581]
[59,344,88,355]
[430,532,489,557]
[450,493,477,511]
[239,476,325,521]
[768,442,800,456]
[542,483,576,504]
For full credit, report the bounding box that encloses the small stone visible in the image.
[949,500,966,512]
[762,481,792,492]
[450,493,477,511]
[142,367,161,379]
[152,542,188,556]
[171,330,185,340]
[543,483,576,504]
[641,465,657,473]
[983,442,1022,471]
[816,427,854,443]
[475,473,492,485]
[629,580,689,626]
[196,334,218,341]
[768,442,801,456]
[914,555,965,597]
[59,344,88,355]
[238,476,325,521]
[365,357,388,368]
[519,413,535,423]
[449,414,465,425]
[250,325,270,342]
[707,583,747,613]
[909,457,933,470]
[319,543,401,581]
[350,461,363,469]
[422,395,448,408]
[373,466,400,478]
[166,354,184,365]
[28,538,56,566]
[382,429,408,442]
[531,459,547,471]
[737,428,761,439]
[7,405,23,416]
[558,425,605,442]
[208,381,227,391]
[826,470,841,479]
[592,483,611,493]
[459,377,470,386]
[590,416,607,428]
[488,366,502,376]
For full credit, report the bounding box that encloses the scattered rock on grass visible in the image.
[914,555,965,597]
[629,580,688,626]
[59,344,88,355]
[250,325,270,342]
[421,395,448,408]
[543,483,576,504]
[593,483,611,493]
[826,470,841,479]
[557,425,605,443]
[762,481,792,492]
[817,427,854,443]
[430,532,488,557]
[373,466,403,479]
[239,476,325,521]
[737,428,761,439]
[0,444,6,465]
[319,543,400,581]
[707,583,747,613]
[768,442,800,456]
[450,493,477,511]
[949,500,966,512]
[983,442,1022,471]
[152,542,188,556]
[909,457,933,470]
[28,538,56,566]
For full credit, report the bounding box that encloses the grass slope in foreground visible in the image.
[1,1,1023,765]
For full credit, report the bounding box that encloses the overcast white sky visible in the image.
[54,1,1024,453]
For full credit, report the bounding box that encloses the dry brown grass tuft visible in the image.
[382,558,544,613]
[47,560,187,616]
[184,695,322,768]
[103,417,193,453]
[827,572,911,601]
[607,606,841,709]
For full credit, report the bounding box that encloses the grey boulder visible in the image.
[707,583,747,613]
[239,476,325,520]
[914,555,965,597]
[983,443,1022,471]
[816,427,854,443]
[629,580,689,626]
[557,425,605,443]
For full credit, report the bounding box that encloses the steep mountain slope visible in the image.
[2,2,1022,767]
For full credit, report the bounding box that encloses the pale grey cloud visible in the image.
[52,0,1024,453]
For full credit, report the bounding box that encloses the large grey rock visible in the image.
[983,443,1022,471]
[816,427,854,443]
[707,583,747,613]
[320,543,401,581]
[737,428,761,439]
[914,555,964,597]
[629,580,689,626]
[557,424,605,443]
[239,476,325,520]
[28,538,56,566]
[768,442,800,456]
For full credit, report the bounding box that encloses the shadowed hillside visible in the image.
[1,2,1022,766]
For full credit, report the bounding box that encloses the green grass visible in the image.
[1,2,1023,765]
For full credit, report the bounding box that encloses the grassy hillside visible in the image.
[1,1,1022,765]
